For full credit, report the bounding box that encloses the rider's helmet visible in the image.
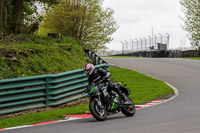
[84,63,95,75]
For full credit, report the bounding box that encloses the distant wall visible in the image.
[112,50,200,58]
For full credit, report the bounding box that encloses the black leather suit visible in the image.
[87,68,121,95]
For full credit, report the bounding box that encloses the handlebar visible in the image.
[93,76,101,82]
[85,78,107,93]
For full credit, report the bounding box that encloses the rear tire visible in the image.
[121,98,136,117]
[89,100,107,121]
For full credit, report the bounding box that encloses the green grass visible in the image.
[0,67,174,129]
[0,35,89,79]
[103,56,143,58]
[0,104,89,129]
[182,57,200,60]
[110,67,174,104]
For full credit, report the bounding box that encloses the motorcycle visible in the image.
[85,79,136,121]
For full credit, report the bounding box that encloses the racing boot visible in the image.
[113,83,129,105]
[120,93,129,105]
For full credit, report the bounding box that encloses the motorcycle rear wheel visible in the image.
[89,100,107,121]
[121,99,136,117]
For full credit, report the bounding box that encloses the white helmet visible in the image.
[84,63,95,75]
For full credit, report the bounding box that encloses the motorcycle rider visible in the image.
[84,63,129,104]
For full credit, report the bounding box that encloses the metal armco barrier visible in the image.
[0,54,109,114]
[84,50,107,65]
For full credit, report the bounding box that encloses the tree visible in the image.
[0,0,8,36]
[0,0,58,35]
[10,0,23,34]
[180,0,200,50]
[39,0,118,51]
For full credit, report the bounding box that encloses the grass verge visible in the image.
[0,104,89,129]
[110,67,174,104]
[103,56,143,58]
[0,67,174,129]
[182,57,200,60]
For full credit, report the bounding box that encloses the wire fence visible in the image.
[121,34,170,54]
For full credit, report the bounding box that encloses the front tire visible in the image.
[89,100,107,121]
[121,98,136,117]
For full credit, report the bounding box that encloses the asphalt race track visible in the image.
[2,58,200,133]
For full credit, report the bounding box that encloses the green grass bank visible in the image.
[0,35,89,79]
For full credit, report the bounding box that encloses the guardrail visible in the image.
[84,50,107,65]
[0,60,109,114]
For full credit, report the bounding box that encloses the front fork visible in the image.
[90,94,104,110]
[91,96,105,117]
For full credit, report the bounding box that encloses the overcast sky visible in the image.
[102,0,190,51]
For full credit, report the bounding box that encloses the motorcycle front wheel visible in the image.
[121,98,136,117]
[89,100,107,121]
